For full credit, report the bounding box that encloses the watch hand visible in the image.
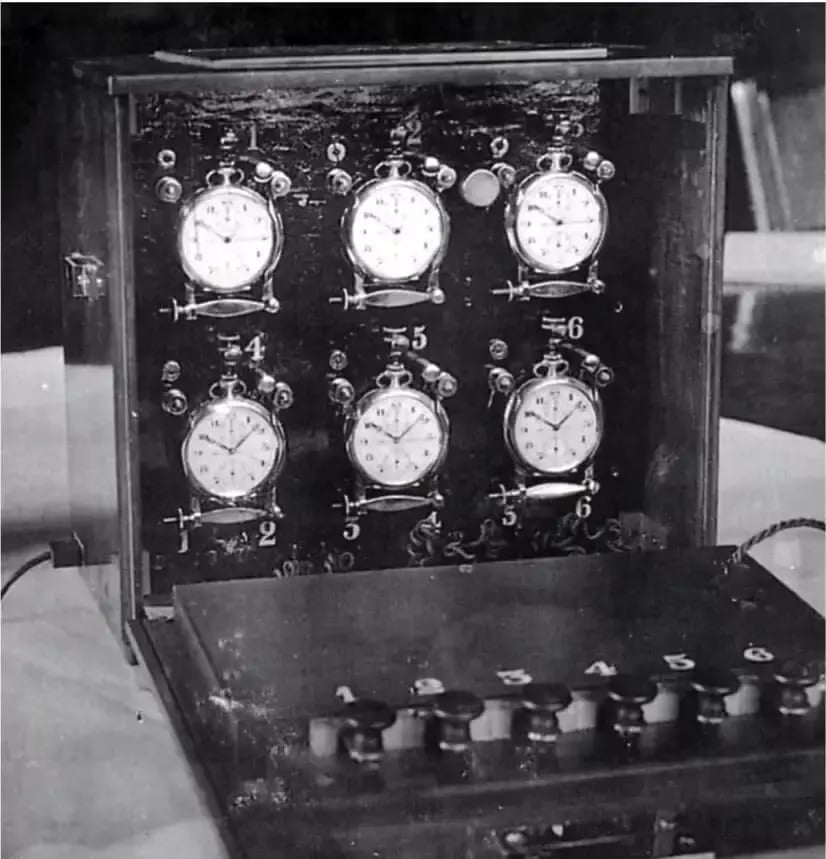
[556,409,577,428]
[527,206,597,227]
[365,211,402,236]
[364,421,398,441]
[202,434,233,452]
[229,427,260,454]
[195,219,232,243]
[395,414,427,442]
[527,204,564,227]
[525,409,561,431]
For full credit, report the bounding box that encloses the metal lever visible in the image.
[490,482,590,507]
[330,287,444,311]
[161,296,280,321]
[161,507,201,554]
[492,278,605,302]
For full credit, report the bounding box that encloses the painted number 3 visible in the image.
[497,668,533,686]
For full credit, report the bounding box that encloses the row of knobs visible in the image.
[333,663,821,766]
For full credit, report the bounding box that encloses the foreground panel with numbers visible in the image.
[140,547,824,857]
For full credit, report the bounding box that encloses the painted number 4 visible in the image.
[497,668,533,686]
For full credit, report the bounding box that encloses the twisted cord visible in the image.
[727,518,825,568]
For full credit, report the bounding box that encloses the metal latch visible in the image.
[64,253,105,300]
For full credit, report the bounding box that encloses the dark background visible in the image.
[2,3,824,436]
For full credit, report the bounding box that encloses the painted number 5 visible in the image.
[662,653,695,671]
[497,668,533,686]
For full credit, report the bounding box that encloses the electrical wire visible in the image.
[725,517,826,571]
[1,550,52,601]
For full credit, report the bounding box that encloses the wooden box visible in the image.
[59,44,732,643]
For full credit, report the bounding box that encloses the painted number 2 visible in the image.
[258,519,277,547]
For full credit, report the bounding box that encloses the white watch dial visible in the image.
[178,186,279,292]
[347,178,447,282]
[512,172,606,272]
[182,400,284,499]
[349,390,446,488]
[507,379,602,475]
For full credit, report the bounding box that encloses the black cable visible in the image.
[1,550,52,601]
[725,517,826,571]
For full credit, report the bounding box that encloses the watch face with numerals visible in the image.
[507,172,607,274]
[504,376,602,475]
[344,178,449,282]
[178,185,282,292]
[347,388,448,488]
[182,397,286,500]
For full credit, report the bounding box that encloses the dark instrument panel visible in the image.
[62,45,727,601]
[148,547,825,858]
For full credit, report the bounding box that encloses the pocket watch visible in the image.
[347,375,449,489]
[342,166,450,284]
[177,182,283,293]
[506,164,607,275]
[504,375,603,476]
[181,390,286,505]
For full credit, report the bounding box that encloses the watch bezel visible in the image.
[346,386,449,489]
[177,184,284,293]
[181,395,286,503]
[342,177,450,284]
[503,375,603,476]
[505,171,608,275]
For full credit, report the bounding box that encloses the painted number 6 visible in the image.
[411,677,445,696]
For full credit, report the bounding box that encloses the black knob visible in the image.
[607,675,657,737]
[339,699,396,764]
[433,690,484,752]
[774,660,817,716]
[690,667,739,725]
[521,683,572,743]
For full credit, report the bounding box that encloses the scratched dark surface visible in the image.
[141,545,825,856]
[122,73,725,589]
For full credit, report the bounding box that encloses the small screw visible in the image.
[157,149,176,169]
[270,171,292,197]
[597,160,616,181]
[490,136,509,158]
[582,151,602,171]
[328,349,348,372]
[489,338,509,361]
[161,360,181,383]
[327,141,347,163]
[154,176,182,204]
[254,161,274,182]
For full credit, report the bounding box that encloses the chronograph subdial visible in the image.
[505,376,603,476]
[507,171,607,274]
[343,177,450,283]
[347,388,449,489]
[177,184,282,293]
[182,397,286,501]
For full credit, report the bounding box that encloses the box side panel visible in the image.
[602,76,727,547]
[59,83,139,639]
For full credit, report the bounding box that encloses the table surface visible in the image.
[2,347,824,859]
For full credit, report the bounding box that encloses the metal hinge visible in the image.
[64,253,105,300]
